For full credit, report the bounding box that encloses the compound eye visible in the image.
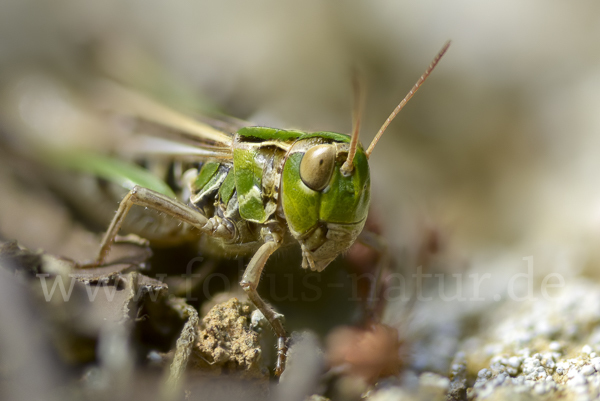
[300,144,336,191]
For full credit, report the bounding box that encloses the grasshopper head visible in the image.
[281,42,450,271]
[281,134,370,271]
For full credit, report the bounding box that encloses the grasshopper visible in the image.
[57,42,450,376]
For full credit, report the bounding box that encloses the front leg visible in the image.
[89,185,236,267]
[239,237,288,376]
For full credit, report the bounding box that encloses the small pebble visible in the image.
[549,342,562,352]
[582,345,593,354]
[508,356,521,368]
[146,350,163,363]
[419,372,450,391]
[569,374,587,386]
[581,365,595,376]
[478,368,491,379]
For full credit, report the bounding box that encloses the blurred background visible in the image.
[2,0,600,395]
[3,0,600,260]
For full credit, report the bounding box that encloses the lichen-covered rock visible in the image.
[456,280,600,400]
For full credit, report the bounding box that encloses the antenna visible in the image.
[365,41,451,158]
[341,69,364,176]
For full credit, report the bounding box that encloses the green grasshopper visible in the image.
[60,42,449,376]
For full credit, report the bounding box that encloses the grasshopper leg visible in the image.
[90,185,235,267]
[239,239,288,376]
